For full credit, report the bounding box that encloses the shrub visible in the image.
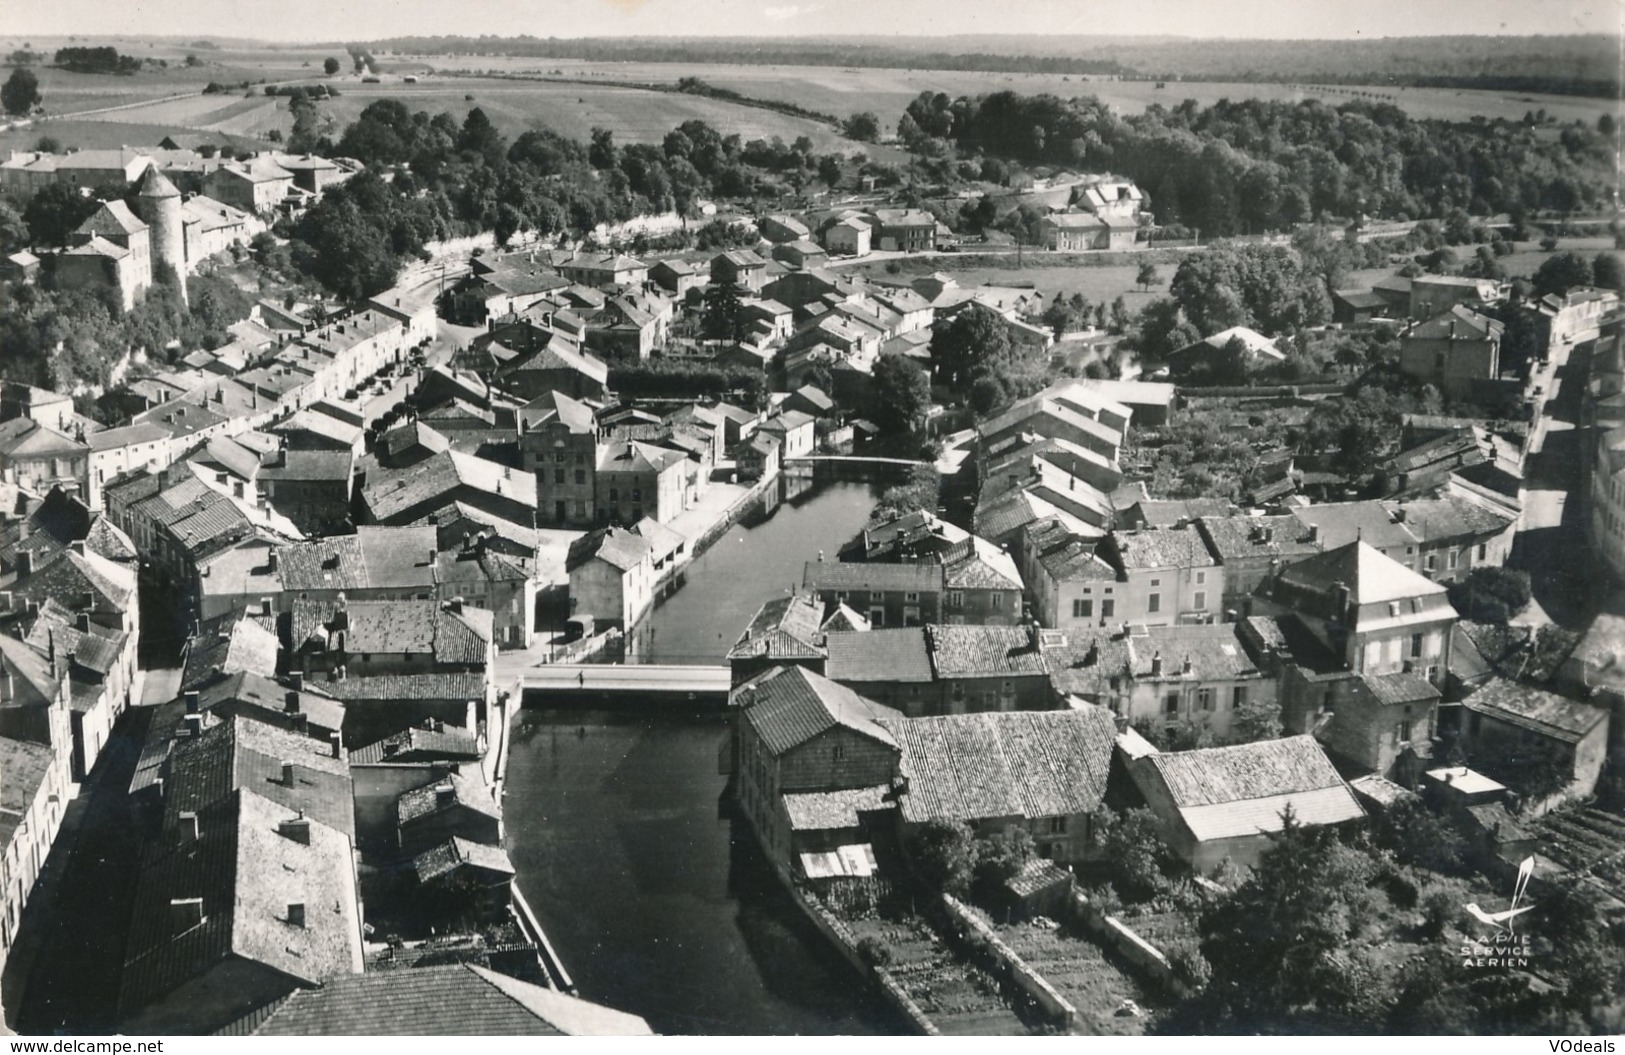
[856,936,893,968]
[1420,889,1460,939]
[1165,939,1212,990]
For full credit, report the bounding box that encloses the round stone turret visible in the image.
[136,166,186,303]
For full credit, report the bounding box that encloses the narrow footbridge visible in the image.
[514,663,733,707]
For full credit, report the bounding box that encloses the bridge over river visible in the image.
[512,663,732,707]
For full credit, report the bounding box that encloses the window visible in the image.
[1411,633,1423,658]
[1101,599,1115,618]
[1073,598,1093,619]
[833,743,846,761]
[632,489,642,502]
[835,591,848,602]
[1233,685,1247,709]
[1148,593,1161,614]
[1194,591,1206,610]
[1150,578,1161,588]
[576,453,586,465]
[905,592,920,602]
[1477,543,1487,561]
[555,452,567,463]
[1164,693,1179,715]
[1425,553,1437,571]
[553,469,565,484]
[1395,720,1411,744]
[575,470,586,485]
[1103,586,1113,595]
[1198,687,1214,711]
[992,594,1003,609]
[1196,571,1206,584]
[1048,816,1067,834]
[947,590,963,606]
[1448,550,1459,570]
[609,488,619,502]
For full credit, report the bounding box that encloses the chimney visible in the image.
[329,730,342,759]
[287,902,306,928]
[1331,581,1352,620]
[178,811,199,844]
[446,597,463,614]
[435,783,455,809]
[76,612,90,633]
[268,549,278,572]
[185,690,200,715]
[1028,622,1043,652]
[1392,507,1407,523]
[289,672,303,691]
[68,539,86,557]
[278,813,311,844]
[184,713,203,738]
[1182,654,1193,675]
[431,717,444,734]
[1151,651,1164,677]
[1084,640,1100,666]
[281,761,297,785]
[1307,523,1320,544]
[16,552,30,578]
[169,897,205,935]
[284,691,300,714]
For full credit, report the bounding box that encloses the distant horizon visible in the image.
[4,0,1615,47]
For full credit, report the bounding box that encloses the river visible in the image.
[505,479,903,1035]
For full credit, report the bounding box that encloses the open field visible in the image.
[851,255,1165,308]
[408,56,1619,127]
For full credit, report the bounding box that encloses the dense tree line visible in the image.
[286,99,848,300]
[899,91,1613,237]
[52,46,140,75]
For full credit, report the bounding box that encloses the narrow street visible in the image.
[1510,337,1596,630]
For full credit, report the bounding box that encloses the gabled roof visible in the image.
[291,599,491,664]
[804,560,943,593]
[119,790,362,1022]
[163,715,354,837]
[825,628,933,683]
[397,770,501,826]
[1463,677,1607,744]
[1271,539,1447,608]
[1132,735,1364,842]
[566,526,651,573]
[183,610,281,691]
[240,963,653,1036]
[1290,501,1419,554]
[927,624,1049,679]
[942,535,1023,591]
[881,709,1118,824]
[736,664,902,757]
[78,199,148,238]
[1406,304,1505,342]
[727,593,826,662]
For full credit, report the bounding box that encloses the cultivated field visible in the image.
[411,56,1618,127]
[851,255,1169,310]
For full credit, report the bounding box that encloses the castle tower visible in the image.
[136,166,186,305]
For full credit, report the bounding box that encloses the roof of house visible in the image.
[1462,677,1608,744]
[1406,304,1506,342]
[290,599,491,664]
[182,611,281,691]
[782,784,892,832]
[1133,624,1262,681]
[736,664,902,757]
[1133,735,1364,842]
[163,715,354,837]
[825,628,933,683]
[0,736,55,848]
[942,536,1023,591]
[1383,494,1515,544]
[318,671,487,703]
[1360,671,1442,706]
[352,722,481,765]
[397,770,501,827]
[880,709,1118,824]
[728,593,827,663]
[362,450,536,523]
[119,789,361,1019]
[566,526,652,574]
[240,962,652,1036]
[926,624,1048,679]
[1197,514,1322,563]
[1270,539,1448,609]
[1290,501,1420,553]
[804,561,943,593]
[1111,525,1216,571]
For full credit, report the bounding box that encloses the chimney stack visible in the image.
[178,811,199,844]
[281,760,296,786]
[183,713,203,739]
[289,672,303,691]
[185,690,201,715]
[1182,654,1193,675]
[68,539,86,557]
[329,730,342,759]
[278,813,311,845]
[285,691,300,715]
[1151,651,1164,677]
[1307,523,1320,544]
[287,902,306,928]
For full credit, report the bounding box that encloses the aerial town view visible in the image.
[0,0,1619,1039]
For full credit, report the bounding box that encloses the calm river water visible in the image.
[505,479,904,1034]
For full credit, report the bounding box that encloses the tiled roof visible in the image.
[728,594,826,662]
[358,525,440,589]
[413,836,515,882]
[0,736,54,848]
[1134,624,1261,681]
[397,771,501,826]
[820,603,870,633]
[119,790,362,1021]
[803,561,943,593]
[825,628,933,683]
[1290,501,1419,553]
[566,526,652,573]
[291,599,491,664]
[243,963,652,1035]
[1383,494,1514,544]
[1133,736,1363,841]
[1463,677,1607,744]
[183,611,281,691]
[258,449,353,483]
[352,720,480,765]
[880,709,1118,824]
[736,665,902,757]
[318,672,487,703]
[1270,540,1448,610]
[782,784,892,831]
[1406,304,1505,341]
[1359,671,1441,706]
[926,624,1048,679]
[163,715,354,837]
[1111,526,1216,571]
[942,536,1023,591]
[1197,515,1322,562]
[1045,628,1136,698]
[363,451,535,523]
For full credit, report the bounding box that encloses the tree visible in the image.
[324,56,340,76]
[872,355,930,435]
[701,278,744,342]
[930,303,1011,392]
[21,182,97,248]
[2,68,41,117]
[1198,807,1379,1024]
[843,112,881,142]
[1136,261,1160,291]
[1446,566,1531,624]
[1098,807,1173,902]
[1231,693,1282,744]
[588,126,618,170]
[972,827,1034,899]
[1531,251,1594,298]
[1371,797,1467,875]
[908,819,975,897]
[0,199,28,256]
[1593,253,1625,294]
